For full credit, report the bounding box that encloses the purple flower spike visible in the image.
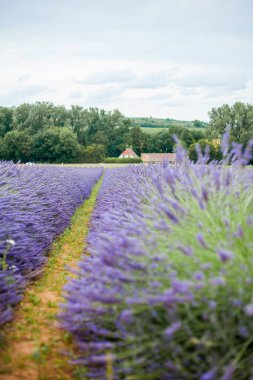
[245,304,253,317]
[201,368,217,380]
[233,225,244,239]
[194,271,204,281]
[177,244,193,256]
[210,277,226,286]
[238,326,249,338]
[196,232,208,248]
[221,126,231,158]
[164,322,181,338]
[217,248,234,262]
[171,279,191,293]
[208,301,217,309]
[119,309,133,324]
[202,186,209,202]
[221,364,235,380]
[160,204,179,224]
[247,216,253,226]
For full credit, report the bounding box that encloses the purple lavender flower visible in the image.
[245,304,253,317]
[217,248,234,262]
[221,126,231,158]
[119,310,133,324]
[201,368,217,380]
[210,277,226,286]
[208,300,217,309]
[177,244,193,256]
[196,232,208,248]
[171,279,191,293]
[193,271,205,281]
[164,322,181,338]
[238,326,250,338]
[221,364,235,380]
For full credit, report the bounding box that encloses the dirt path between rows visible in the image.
[0,179,102,380]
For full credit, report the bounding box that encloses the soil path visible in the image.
[0,178,102,380]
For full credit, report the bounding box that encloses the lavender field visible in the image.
[61,135,253,380]
[0,163,102,325]
[1,134,253,380]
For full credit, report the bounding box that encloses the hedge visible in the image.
[103,157,142,164]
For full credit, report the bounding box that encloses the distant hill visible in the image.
[129,117,207,134]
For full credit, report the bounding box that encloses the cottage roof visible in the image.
[120,148,139,158]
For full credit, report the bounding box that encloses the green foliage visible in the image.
[150,130,174,152]
[14,102,70,134]
[0,130,33,162]
[191,129,205,141]
[130,116,207,129]
[79,144,105,163]
[207,102,253,146]
[188,139,221,162]
[32,127,80,163]
[146,127,197,153]
[0,107,14,137]
[173,127,195,148]
[130,126,143,155]
[104,157,142,164]
[192,119,206,128]
[3,101,248,164]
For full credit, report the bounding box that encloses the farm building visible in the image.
[141,153,176,164]
[119,148,139,159]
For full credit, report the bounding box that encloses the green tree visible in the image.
[79,144,105,163]
[32,127,80,163]
[14,102,70,135]
[130,126,143,156]
[0,107,14,137]
[69,105,87,145]
[140,131,152,153]
[0,130,33,162]
[83,108,131,146]
[150,130,174,153]
[51,105,69,128]
[207,102,253,145]
[107,125,131,157]
[188,139,221,162]
[191,129,205,142]
[24,102,55,134]
[13,103,31,129]
[178,128,195,148]
[193,119,206,129]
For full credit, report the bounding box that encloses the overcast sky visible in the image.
[0,0,253,120]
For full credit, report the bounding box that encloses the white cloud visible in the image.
[69,90,83,99]
[0,0,253,120]
[0,85,51,105]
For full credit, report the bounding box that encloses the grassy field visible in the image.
[138,126,205,134]
[129,116,207,131]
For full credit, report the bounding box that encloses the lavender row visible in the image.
[0,163,103,325]
[61,136,253,379]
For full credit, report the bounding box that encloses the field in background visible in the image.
[38,163,136,168]
[129,116,207,132]
[137,126,205,134]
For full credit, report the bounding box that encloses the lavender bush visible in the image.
[61,134,253,379]
[0,162,102,325]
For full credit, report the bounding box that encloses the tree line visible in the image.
[0,101,252,163]
[188,101,253,162]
